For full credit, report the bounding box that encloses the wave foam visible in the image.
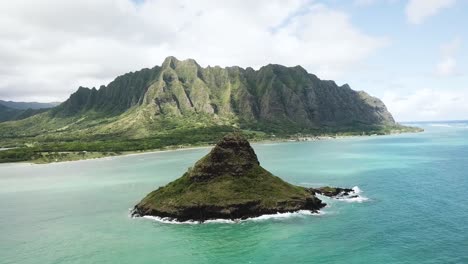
[137,210,324,225]
[335,186,369,203]
[142,216,201,224]
[247,210,324,222]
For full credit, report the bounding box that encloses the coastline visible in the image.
[134,186,368,224]
[0,129,423,165]
[1,146,213,166]
[138,209,325,225]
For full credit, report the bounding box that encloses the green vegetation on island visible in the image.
[132,133,326,221]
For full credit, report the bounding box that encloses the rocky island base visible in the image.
[132,133,357,222]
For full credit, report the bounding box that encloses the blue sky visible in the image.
[0,0,466,121]
[326,0,468,121]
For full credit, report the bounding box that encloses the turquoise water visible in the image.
[1,122,468,264]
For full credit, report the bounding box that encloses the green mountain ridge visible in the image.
[55,56,395,127]
[0,100,60,110]
[0,56,418,163]
[0,103,50,123]
[0,57,398,138]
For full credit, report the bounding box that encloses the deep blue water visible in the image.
[0,121,467,263]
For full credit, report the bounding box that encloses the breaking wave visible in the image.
[334,186,369,203]
[137,210,325,225]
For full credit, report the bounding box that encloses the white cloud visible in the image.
[436,57,456,76]
[0,0,387,102]
[406,0,456,24]
[383,88,468,121]
[435,37,461,77]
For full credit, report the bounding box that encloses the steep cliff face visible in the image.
[50,56,394,131]
[52,66,160,117]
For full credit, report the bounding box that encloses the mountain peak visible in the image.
[188,133,259,181]
[162,56,180,69]
[161,56,202,71]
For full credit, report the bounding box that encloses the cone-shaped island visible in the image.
[132,133,349,222]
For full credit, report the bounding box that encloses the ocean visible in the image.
[1,121,467,264]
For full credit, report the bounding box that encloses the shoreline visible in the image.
[132,186,368,224]
[138,210,325,224]
[0,130,423,166]
[1,145,213,166]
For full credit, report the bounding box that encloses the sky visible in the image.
[0,0,466,122]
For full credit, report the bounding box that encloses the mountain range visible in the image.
[0,100,60,110]
[0,56,400,142]
[0,100,60,123]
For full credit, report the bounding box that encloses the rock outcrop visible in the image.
[132,133,327,222]
[308,186,359,200]
[309,187,353,197]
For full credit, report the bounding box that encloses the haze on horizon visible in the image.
[0,0,466,122]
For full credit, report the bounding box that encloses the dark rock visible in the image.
[308,186,355,198]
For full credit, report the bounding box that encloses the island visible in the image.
[132,133,356,222]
